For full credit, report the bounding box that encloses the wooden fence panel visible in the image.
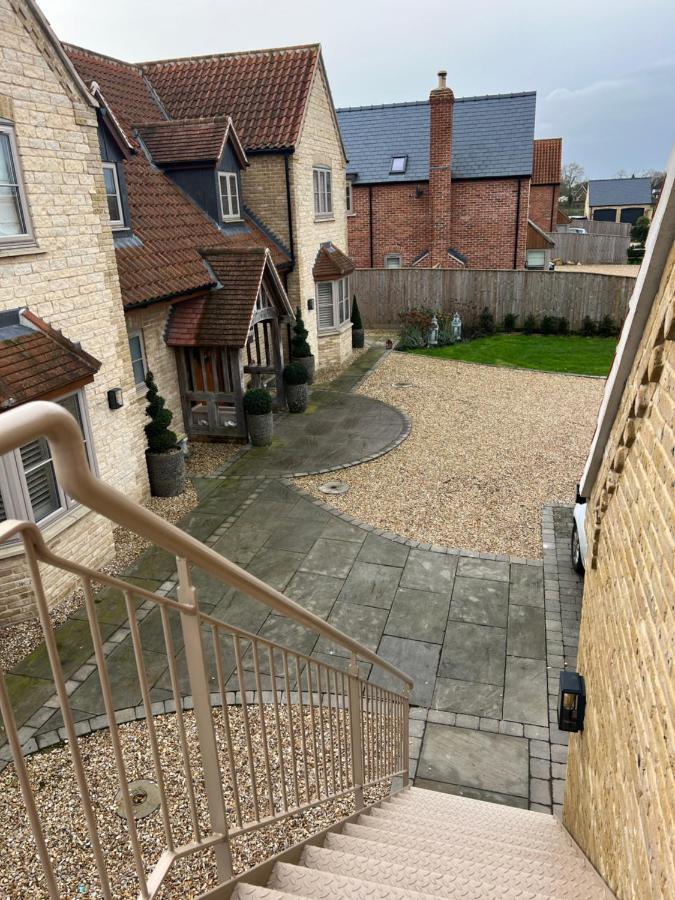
[555,219,631,237]
[352,269,635,331]
[548,232,630,264]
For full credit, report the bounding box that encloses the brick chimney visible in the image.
[429,70,454,267]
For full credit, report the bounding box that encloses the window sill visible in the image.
[347,212,356,217]
[314,216,335,224]
[0,504,92,560]
[0,243,45,259]
[318,321,352,338]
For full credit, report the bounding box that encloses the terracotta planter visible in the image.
[146,447,185,497]
[247,411,273,446]
[292,355,315,384]
[286,383,309,413]
[352,328,365,349]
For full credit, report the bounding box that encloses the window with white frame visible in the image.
[0,121,34,248]
[102,162,124,229]
[218,172,240,221]
[313,167,332,218]
[0,391,94,526]
[346,180,354,214]
[316,276,351,332]
[128,331,147,386]
[384,254,402,268]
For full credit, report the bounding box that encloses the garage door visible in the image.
[593,208,617,222]
[619,207,645,225]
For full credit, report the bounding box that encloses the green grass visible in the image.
[411,333,617,376]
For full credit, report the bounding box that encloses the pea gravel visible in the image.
[0,706,389,898]
[298,353,604,558]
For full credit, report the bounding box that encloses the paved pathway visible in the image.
[0,350,584,817]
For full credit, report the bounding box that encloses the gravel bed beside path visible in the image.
[298,353,604,558]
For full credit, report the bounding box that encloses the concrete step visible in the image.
[324,832,611,899]
[268,859,434,898]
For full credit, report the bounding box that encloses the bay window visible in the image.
[316,275,351,332]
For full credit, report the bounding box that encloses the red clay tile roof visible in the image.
[532,138,562,185]
[0,310,101,407]
[135,117,248,167]
[312,242,355,281]
[166,248,292,348]
[142,45,320,151]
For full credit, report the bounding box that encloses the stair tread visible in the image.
[388,792,560,828]
[233,886,299,900]
[269,860,435,898]
[324,832,612,899]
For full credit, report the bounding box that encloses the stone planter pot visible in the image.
[247,411,273,446]
[352,328,365,349]
[286,383,309,413]
[146,447,185,497]
[292,355,315,384]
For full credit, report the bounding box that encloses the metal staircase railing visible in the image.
[0,401,412,899]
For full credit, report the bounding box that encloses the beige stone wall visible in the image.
[0,0,148,622]
[317,323,354,368]
[290,65,349,364]
[563,244,675,899]
[241,154,291,248]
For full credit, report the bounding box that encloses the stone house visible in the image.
[565,149,674,898]
[585,176,653,224]
[0,0,148,622]
[338,72,562,270]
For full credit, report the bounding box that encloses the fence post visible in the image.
[348,653,365,811]
[177,557,233,882]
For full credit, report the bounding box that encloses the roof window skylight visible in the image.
[390,156,407,174]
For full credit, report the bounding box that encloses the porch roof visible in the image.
[312,242,355,281]
[165,247,292,348]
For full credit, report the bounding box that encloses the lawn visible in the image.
[411,333,617,376]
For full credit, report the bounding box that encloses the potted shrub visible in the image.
[291,306,315,384]
[144,371,185,497]
[244,387,273,446]
[351,296,364,348]
[283,362,309,413]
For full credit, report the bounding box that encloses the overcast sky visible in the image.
[41,0,674,179]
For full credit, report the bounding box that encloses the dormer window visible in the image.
[390,156,407,174]
[218,172,240,221]
[102,162,124,229]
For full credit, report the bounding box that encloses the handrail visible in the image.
[0,401,412,689]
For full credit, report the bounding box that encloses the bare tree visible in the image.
[560,162,586,209]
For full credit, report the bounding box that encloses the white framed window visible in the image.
[526,250,546,270]
[390,156,407,174]
[316,275,351,333]
[384,254,402,268]
[0,391,95,527]
[218,172,240,221]
[128,331,147,386]
[346,181,354,215]
[102,162,125,229]
[313,167,333,218]
[0,121,34,249]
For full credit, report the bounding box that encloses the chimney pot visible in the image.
[438,70,447,89]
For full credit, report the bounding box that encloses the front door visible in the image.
[177,346,244,438]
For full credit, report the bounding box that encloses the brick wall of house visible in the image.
[290,66,351,365]
[0,0,148,622]
[563,244,675,899]
[529,184,559,233]
[241,153,291,249]
[348,183,431,268]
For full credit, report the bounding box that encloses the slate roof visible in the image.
[532,138,562,185]
[136,117,247,166]
[165,248,292,347]
[0,309,101,408]
[313,242,355,281]
[588,177,652,207]
[337,93,536,183]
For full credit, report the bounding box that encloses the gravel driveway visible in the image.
[299,353,604,558]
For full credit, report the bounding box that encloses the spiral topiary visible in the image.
[144,371,178,453]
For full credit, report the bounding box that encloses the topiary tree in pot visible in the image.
[244,387,273,446]
[283,362,309,413]
[290,306,315,384]
[144,371,185,497]
[351,296,364,348]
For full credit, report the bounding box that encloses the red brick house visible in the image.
[338,72,562,270]
[529,138,563,233]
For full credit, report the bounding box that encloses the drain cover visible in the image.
[392,381,414,388]
[115,779,161,820]
[319,481,350,495]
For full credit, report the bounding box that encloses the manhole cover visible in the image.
[392,382,414,388]
[115,779,161,820]
[319,481,350,495]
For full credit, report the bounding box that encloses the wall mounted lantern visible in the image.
[429,314,439,346]
[557,671,586,732]
[451,312,462,342]
[307,298,315,311]
[107,387,124,410]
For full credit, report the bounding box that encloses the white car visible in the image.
[571,487,588,574]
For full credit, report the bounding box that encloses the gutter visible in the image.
[283,153,295,265]
[369,186,374,267]
[579,145,675,498]
[513,178,522,268]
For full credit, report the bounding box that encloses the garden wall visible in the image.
[353,268,635,332]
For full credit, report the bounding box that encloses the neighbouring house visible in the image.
[66,42,354,390]
[585,176,653,224]
[525,219,555,269]
[565,148,674,898]
[0,0,148,623]
[338,71,562,270]
[529,138,563,233]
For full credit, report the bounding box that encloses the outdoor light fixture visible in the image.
[107,387,123,410]
[307,298,315,311]
[451,312,462,342]
[386,339,393,350]
[557,671,586,732]
[429,314,439,346]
